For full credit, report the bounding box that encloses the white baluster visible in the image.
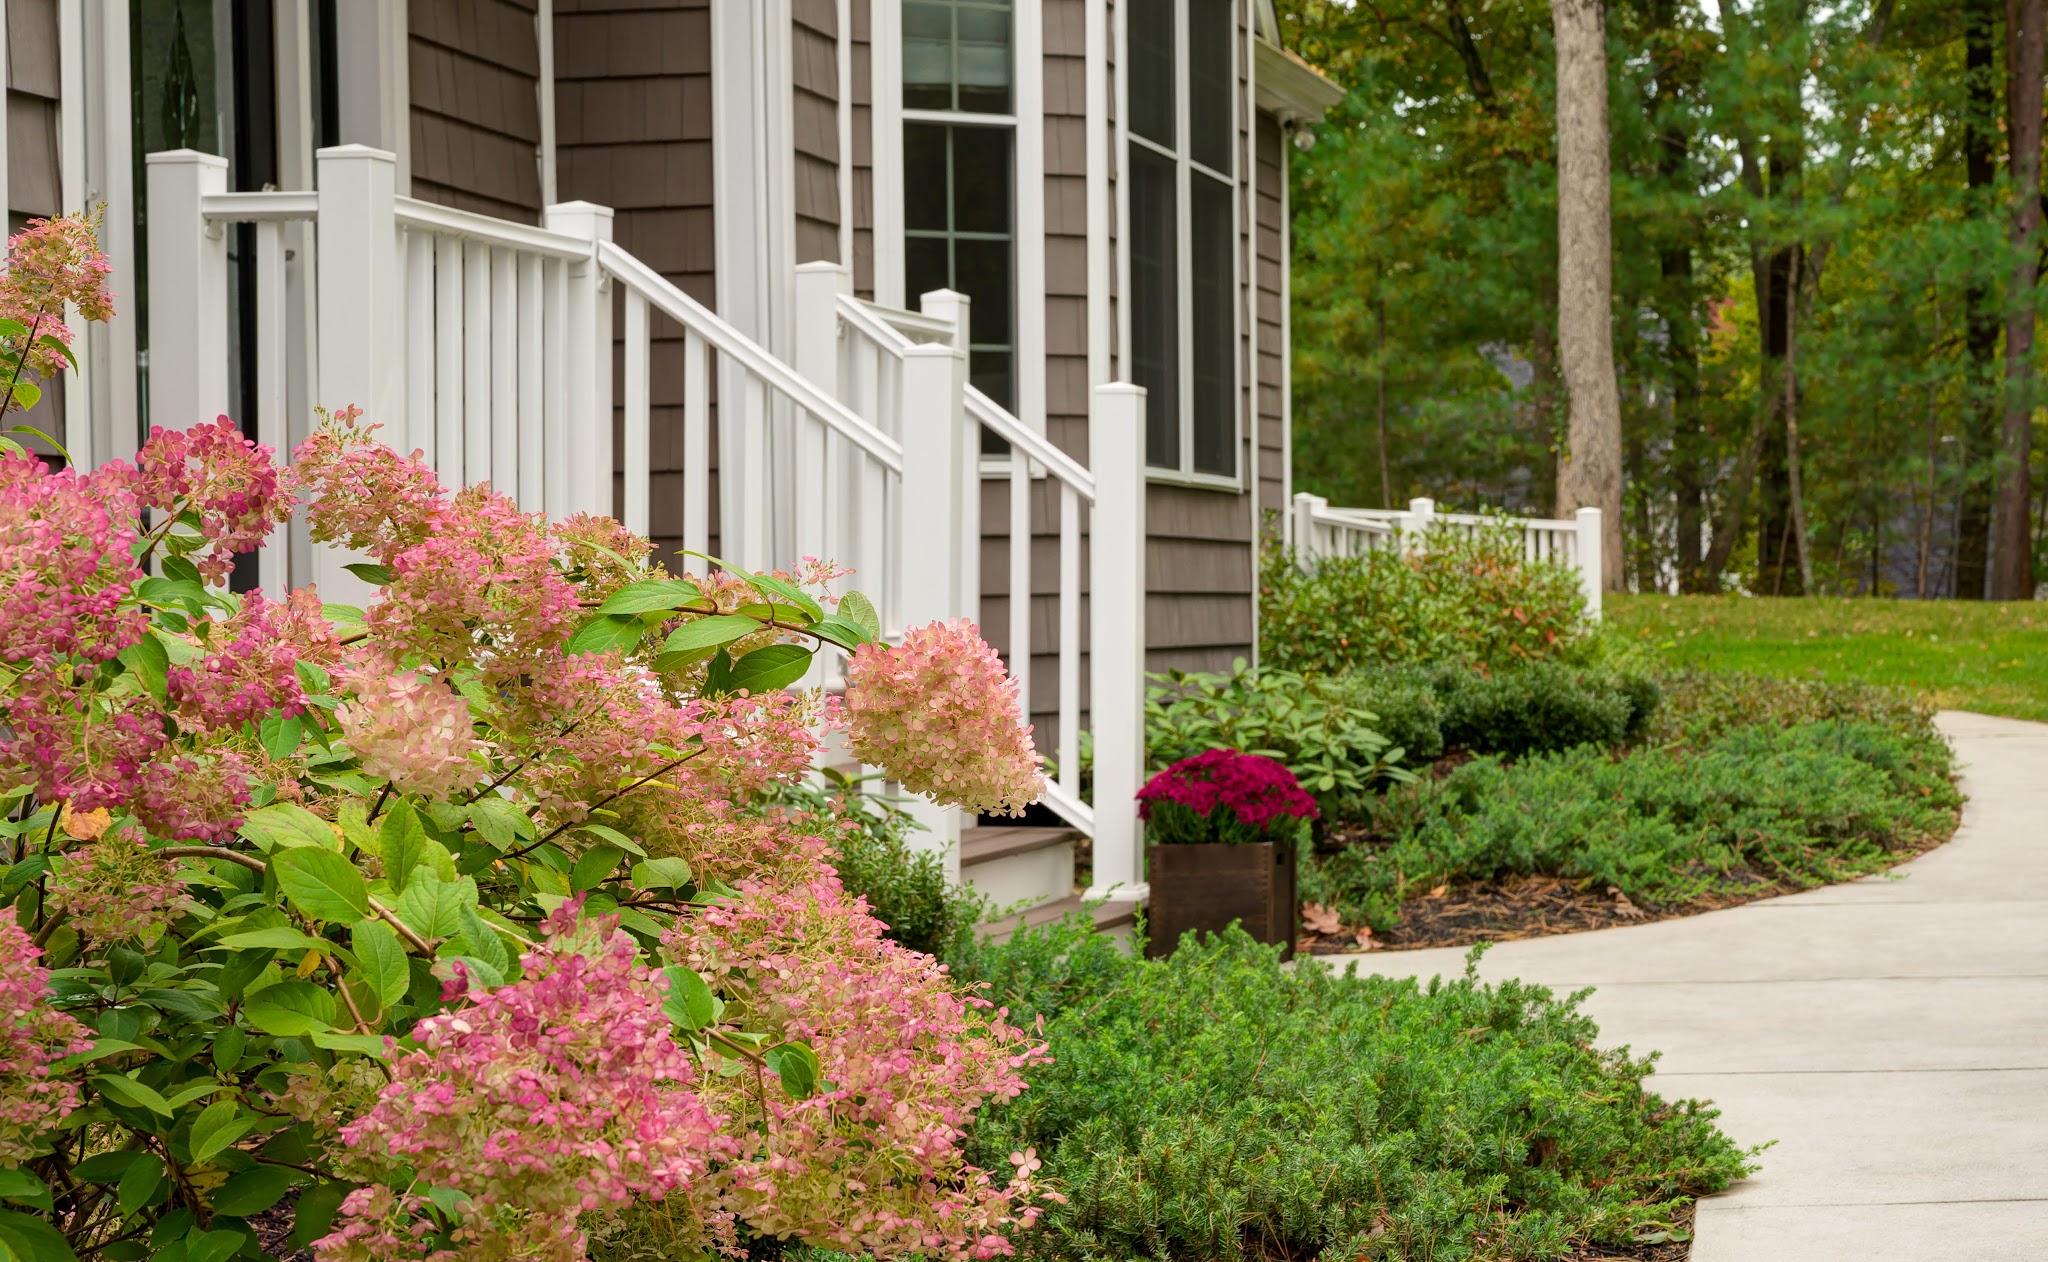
[545,201,615,519]
[622,286,650,537]
[1576,506,1604,621]
[682,328,711,561]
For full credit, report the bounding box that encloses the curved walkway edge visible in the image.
[1329,711,2048,1262]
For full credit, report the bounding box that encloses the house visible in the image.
[2,0,1343,925]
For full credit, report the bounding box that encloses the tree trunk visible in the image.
[1551,0,1625,589]
[1784,247,1815,592]
[1375,266,1394,509]
[1994,0,2045,599]
[1754,241,1806,596]
[1958,0,2003,599]
[1648,0,1706,591]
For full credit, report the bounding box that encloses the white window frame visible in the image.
[1125,0,1243,491]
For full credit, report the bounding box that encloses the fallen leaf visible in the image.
[1427,884,1449,899]
[1607,886,1649,920]
[1302,903,1344,936]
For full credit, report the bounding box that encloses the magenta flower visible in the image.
[0,917,94,1163]
[1137,749,1318,844]
[134,416,292,584]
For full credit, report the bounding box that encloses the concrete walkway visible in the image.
[1329,711,2048,1261]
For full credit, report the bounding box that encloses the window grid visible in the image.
[1128,0,1240,483]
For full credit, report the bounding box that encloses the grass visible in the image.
[1608,594,2048,722]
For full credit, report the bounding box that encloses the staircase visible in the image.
[961,824,1140,943]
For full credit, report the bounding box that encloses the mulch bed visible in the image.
[1563,1201,1697,1261]
[1299,807,1960,956]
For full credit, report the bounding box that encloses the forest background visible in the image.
[1282,0,2048,599]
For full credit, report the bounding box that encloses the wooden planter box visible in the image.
[1144,840,1297,961]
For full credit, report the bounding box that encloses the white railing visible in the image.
[143,143,1151,906]
[1293,493,1605,619]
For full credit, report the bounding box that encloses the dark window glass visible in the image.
[1130,148,1179,468]
[1188,0,1233,174]
[971,350,1013,417]
[905,123,950,230]
[904,124,1016,413]
[1190,175,1234,477]
[902,0,1012,114]
[1129,0,1175,148]
[951,130,1013,233]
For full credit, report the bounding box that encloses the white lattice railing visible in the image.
[1292,493,1605,619]
[144,144,1151,904]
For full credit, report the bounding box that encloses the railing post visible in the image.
[311,146,402,605]
[545,201,615,520]
[1290,492,1326,567]
[144,151,231,432]
[1086,383,1148,905]
[897,336,969,879]
[794,262,848,565]
[1575,506,1604,621]
[919,288,977,623]
[1403,495,1436,553]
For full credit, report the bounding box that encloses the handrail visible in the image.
[836,293,919,355]
[393,196,593,262]
[597,241,906,474]
[201,191,320,223]
[964,386,1097,501]
[1040,782,1094,837]
[861,297,956,344]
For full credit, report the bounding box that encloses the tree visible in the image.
[1552,0,1626,588]
[1994,0,2044,598]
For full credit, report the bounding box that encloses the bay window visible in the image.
[1129,0,1238,480]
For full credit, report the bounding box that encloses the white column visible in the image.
[919,288,977,623]
[794,262,848,567]
[897,337,968,879]
[544,201,616,521]
[311,146,402,605]
[1085,383,1148,904]
[1576,506,1604,621]
[144,151,231,434]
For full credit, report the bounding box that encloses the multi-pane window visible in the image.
[1129,0,1238,479]
[903,1,1017,414]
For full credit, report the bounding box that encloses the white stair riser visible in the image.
[964,841,1075,916]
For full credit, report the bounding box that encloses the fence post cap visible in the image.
[145,149,230,168]
[1094,382,1148,399]
[314,144,398,164]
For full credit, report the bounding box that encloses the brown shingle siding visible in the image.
[408,0,545,223]
[793,0,841,265]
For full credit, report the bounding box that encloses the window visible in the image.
[1128,0,1238,480]
[903,1,1017,415]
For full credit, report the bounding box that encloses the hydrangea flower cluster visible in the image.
[167,589,333,733]
[319,909,732,1262]
[292,407,445,559]
[0,453,145,667]
[665,873,1049,1260]
[129,750,255,844]
[845,619,1043,816]
[133,417,294,583]
[0,214,114,391]
[1137,748,1319,845]
[335,663,490,802]
[0,917,94,1163]
[48,829,189,944]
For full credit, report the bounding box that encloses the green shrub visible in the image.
[1433,661,1662,758]
[1146,664,1415,809]
[946,924,1753,1262]
[1647,669,1938,749]
[1302,719,1960,929]
[1260,527,1592,675]
[770,771,987,959]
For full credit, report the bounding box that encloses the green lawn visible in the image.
[1608,595,2048,722]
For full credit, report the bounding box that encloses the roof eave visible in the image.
[1253,39,1346,126]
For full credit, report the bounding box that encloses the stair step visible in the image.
[959,825,1079,918]
[980,893,1141,945]
[960,825,1082,868]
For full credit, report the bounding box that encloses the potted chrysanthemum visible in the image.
[1138,749,1316,960]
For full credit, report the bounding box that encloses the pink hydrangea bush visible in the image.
[0,918,94,1164]
[846,618,1044,816]
[2,212,1050,1262]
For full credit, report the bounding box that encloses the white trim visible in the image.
[873,0,906,307]
[0,5,10,241]
[837,0,855,269]
[537,0,558,206]
[1086,0,1110,390]
[903,107,1021,125]
[1016,0,1047,437]
[336,0,411,191]
[1245,0,1258,666]
[1280,117,1294,546]
[58,0,87,461]
[1146,466,1242,493]
[1113,0,1130,382]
